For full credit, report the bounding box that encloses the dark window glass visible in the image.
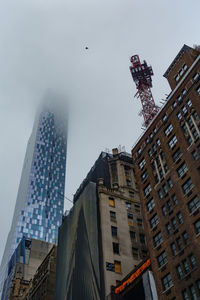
[113,242,119,254]
[153,232,163,247]
[162,273,173,291]
[157,251,167,267]
[111,226,117,237]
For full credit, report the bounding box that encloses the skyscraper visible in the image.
[0,97,67,297]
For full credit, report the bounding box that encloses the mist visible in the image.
[0,0,199,261]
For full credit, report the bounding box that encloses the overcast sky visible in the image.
[0,0,199,262]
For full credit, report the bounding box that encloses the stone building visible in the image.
[2,238,53,300]
[21,246,57,300]
[55,149,148,300]
[132,45,200,299]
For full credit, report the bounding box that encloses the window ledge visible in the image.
[162,285,174,295]
[189,207,200,216]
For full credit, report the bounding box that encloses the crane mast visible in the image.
[130,55,159,128]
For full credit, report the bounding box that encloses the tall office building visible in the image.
[0,97,67,297]
[132,45,200,299]
[55,149,148,300]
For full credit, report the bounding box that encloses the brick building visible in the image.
[132,45,200,299]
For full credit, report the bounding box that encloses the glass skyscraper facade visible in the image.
[0,99,67,297]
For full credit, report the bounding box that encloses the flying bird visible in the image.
[85,47,89,50]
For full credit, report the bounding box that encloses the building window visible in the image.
[172,101,177,108]
[182,178,193,195]
[196,280,200,294]
[139,158,146,169]
[189,285,198,300]
[187,136,193,146]
[137,148,142,156]
[182,259,189,274]
[109,197,115,207]
[182,89,187,96]
[156,139,161,146]
[188,196,200,213]
[126,179,131,187]
[141,170,148,181]
[132,247,138,259]
[170,242,177,256]
[162,205,167,216]
[146,198,155,212]
[169,135,177,149]
[111,226,117,237]
[172,194,178,205]
[162,115,167,122]
[182,290,189,300]
[158,189,163,200]
[113,242,119,254]
[172,148,182,162]
[114,260,121,273]
[177,212,183,224]
[148,149,152,157]
[177,162,188,177]
[165,124,173,136]
[176,237,182,251]
[150,214,159,229]
[139,234,146,244]
[182,106,187,114]
[193,72,199,81]
[187,99,192,107]
[197,86,200,95]
[166,222,172,235]
[157,251,167,268]
[126,202,131,210]
[153,231,163,247]
[177,112,182,120]
[129,191,134,198]
[144,183,151,197]
[137,218,143,227]
[171,217,177,230]
[162,273,173,291]
[163,184,168,195]
[130,231,136,240]
[182,231,189,245]
[145,138,149,145]
[177,95,182,102]
[192,150,199,161]
[183,64,188,70]
[189,254,197,269]
[193,111,199,121]
[127,212,133,219]
[110,211,116,221]
[194,219,200,235]
[176,264,183,279]
[175,74,180,82]
[167,200,172,212]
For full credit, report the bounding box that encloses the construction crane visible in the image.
[129,55,159,128]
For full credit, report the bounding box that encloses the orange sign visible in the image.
[115,258,151,294]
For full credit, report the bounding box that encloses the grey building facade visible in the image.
[55,149,148,300]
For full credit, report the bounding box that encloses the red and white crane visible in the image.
[130,55,159,128]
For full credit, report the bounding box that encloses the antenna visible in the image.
[129,55,160,127]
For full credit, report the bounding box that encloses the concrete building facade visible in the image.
[132,45,200,299]
[21,245,57,300]
[2,239,53,300]
[55,149,148,300]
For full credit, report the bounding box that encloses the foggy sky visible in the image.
[0,0,199,262]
